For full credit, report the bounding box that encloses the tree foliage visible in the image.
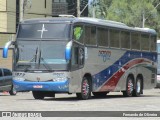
[90,0,160,38]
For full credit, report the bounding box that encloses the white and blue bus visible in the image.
[3,16,157,100]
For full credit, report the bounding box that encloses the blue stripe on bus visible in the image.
[92,51,157,91]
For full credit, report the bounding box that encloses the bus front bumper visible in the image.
[13,80,69,92]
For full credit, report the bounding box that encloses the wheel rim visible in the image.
[82,79,89,96]
[136,79,141,93]
[127,79,133,95]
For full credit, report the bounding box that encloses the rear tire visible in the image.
[76,77,91,100]
[9,85,17,95]
[32,91,44,99]
[123,76,134,97]
[133,77,142,97]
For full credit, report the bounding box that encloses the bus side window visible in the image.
[141,34,150,51]
[73,26,84,44]
[85,26,96,45]
[110,29,120,48]
[131,32,140,50]
[71,47,79,66]
[151,35,156,51]
[121,31,130,49]
[97,27,108,47]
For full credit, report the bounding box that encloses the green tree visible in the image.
[89,0,112,18]
[106,0,130,24]
[90,0,160,37]
[106,0,158,28]
[153,0,160,38]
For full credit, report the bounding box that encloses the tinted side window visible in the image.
[0,69,2,77]
[85,26,96,45]
[90,26,96,45]
[121,31,130,49]
[141,34,150,51]
[110,29,120,48]
[3,69,12,76]
[151,35,156,51]
[85,26,91,45]
[73,25,84,44]
[71,46,79,66]
[131,33,140,50]
[97,27,108,47]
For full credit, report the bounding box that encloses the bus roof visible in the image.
[20,17,157,35]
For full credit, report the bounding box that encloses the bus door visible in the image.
[70,42,85,92]
[69,25,85,92]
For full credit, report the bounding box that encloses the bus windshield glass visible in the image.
[15,41,68,71]
[17,23,70,39]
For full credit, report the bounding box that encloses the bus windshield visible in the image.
[17,23,70,39]
[15,41,68,71]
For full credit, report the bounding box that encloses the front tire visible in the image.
[32,91,44,99]
[123,76,134,97]
[76,77,91,100]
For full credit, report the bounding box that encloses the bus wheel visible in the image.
[76,77,91,100]
[123,76,134,97]
[133,77,142,97]
[92,92,108,98]
[9,85,17,95]
[32,91,44,99]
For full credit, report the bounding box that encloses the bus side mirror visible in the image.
[3,41,14,58]
[65,41,72,61]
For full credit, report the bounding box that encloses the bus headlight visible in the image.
[13,77,25,81]
[13,72,25,81]
[52,77,66,82]
[52,72,67,82]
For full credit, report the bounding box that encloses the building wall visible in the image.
[0,0,53,70]
[7,0,16,33]
[0,0,7,32]
[24,0,52,19]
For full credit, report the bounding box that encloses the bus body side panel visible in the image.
[69,70,83,93]
[83,47,126,92]
[114,62,156,91]
[83,47,157,92]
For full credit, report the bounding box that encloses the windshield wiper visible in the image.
[24,47,38,72]
[38,50,53,72]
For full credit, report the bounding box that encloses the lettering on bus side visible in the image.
[98,50,111,62]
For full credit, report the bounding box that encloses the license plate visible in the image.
[33,85,43,88]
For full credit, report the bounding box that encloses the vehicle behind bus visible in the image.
[157,40,160,87]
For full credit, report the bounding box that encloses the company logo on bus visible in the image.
[98,50,111,62]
